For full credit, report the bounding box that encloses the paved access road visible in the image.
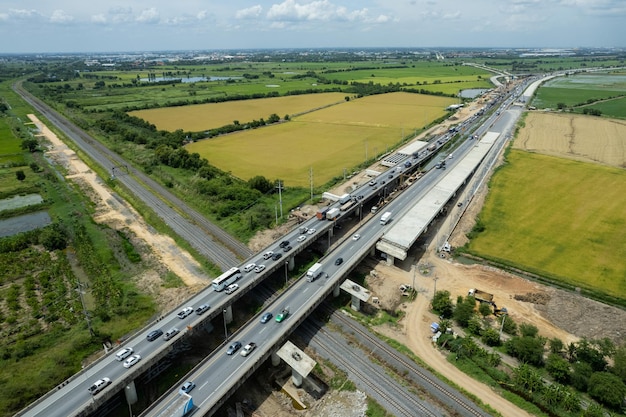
[13,81,251,270]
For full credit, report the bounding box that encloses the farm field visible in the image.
[514,112,626,168]
[130,92,347,132]
[532,73,626,118]
[186,92,456,186]
[468,149,626,299]
[0,117,24,166]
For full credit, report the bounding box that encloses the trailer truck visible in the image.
[338,193,351,204]
[307,263,323,282]
[380,211,392,225]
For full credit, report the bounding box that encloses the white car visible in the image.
[297,235,307,242]
[254,265,266,273]
[240,342,257,357]
[352,234,361,241]
[177,307,193,319]
[262,251,274,260]
[123,354,141,368]
[225,283,239,294]
[307,228,316,235]
[115,347,134,361]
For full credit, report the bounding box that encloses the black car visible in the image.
[226,341,242,355]
[279,240,290,248]
[335,257,343,266]
[283,245,292,252]
[146,329,163,342]
[272,253,283,261]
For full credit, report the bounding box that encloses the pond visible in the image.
[459,88,490,99]
[0,193,43,212]
[0,211,52,238]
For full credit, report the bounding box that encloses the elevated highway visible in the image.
[17,75,531,417]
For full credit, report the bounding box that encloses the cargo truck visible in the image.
[316,207,329,220]
[326,207,340,220]
[427,143,437,152]
[380,211,392,225]
[340,200,355,211]
[468,288,494,304]
[307,263,323,281]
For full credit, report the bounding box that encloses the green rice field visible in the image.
[186,92,455,186]
[468,150,626,298]
[532,74,626,118]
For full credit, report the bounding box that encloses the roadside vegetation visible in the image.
[431,291,626,416]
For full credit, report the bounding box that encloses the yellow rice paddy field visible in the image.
[129,92,347,132]
[185,92,456,186]
[514,112,626,168]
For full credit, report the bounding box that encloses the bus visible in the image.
[212,267,242,292]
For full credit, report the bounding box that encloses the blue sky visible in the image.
[1,0,624,53]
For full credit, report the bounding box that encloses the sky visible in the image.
[0,0,624,54]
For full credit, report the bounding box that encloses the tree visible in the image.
[40,223,68,251]
[587,372,626,409]
[29,162,41,172]
[247,175,273,194]
[481,327,501,347]
[478,302,492,317]
[519,323,539,338]
[545,353,570,384]
[570,361,593,391]
[505,336,545,366]
[453,296,476,327]
[611,345,626,384]
[502,315,518,335]
[576,338,607,372]
[16,170,26,181]
[432,290,454,318]
[21,138,39,152]
[549,337,564,355]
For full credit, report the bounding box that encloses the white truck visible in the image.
[306,262,323,282]
[380,211,392,225]
[326,207,340,220]
[338,193,351,204]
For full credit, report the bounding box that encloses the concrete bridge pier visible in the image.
[287,257,295,271]
[271,352,281,366]
[333,284,341,297]
[291,371,304,387]
[385,253,395,266]
[223,305,233,325]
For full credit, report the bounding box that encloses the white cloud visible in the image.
[197,10,208,20]
[236,5,263,19]
[8,8,41,20]
[266,0,376,22]
[50,10,73,24]
[91,14,107,24]
[136,8,160,24]
[0,13,8,22]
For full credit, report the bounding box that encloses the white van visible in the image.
[243,263,256,273]
[115,347,133,361]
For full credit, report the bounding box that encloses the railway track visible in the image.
[13,81,252,269]
[309,304,492,417]
[301,320,442,417]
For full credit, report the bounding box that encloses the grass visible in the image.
[186,92,455,187]
[467,150,626,298]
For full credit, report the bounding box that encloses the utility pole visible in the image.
[223,310,228,339]
[276,180,283,219]
[77,281,95,337]
[433,275,438,300]
[309,167,313,201]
